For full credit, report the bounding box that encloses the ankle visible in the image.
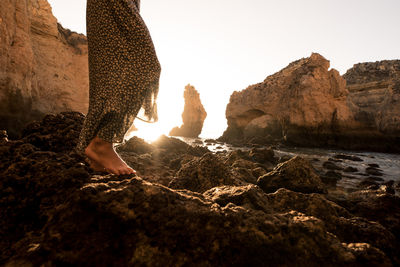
[86,137,111,154]
[91,137,113,148]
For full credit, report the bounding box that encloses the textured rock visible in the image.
[221,53,354,147]
[169,152,245,193]
[169,84,207,138]
[257,156,326,194]
[0,0,88,138]
[20,111,85,152]
[221,53,400,152]
[5,177,365,266]
[116,134,210,186]
[333,189,400,241]
[1,112,400,266]
[204,186,397,265]
[344,60,400,136]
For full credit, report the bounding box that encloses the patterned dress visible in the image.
[77,0,161,152]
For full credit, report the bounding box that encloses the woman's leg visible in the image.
[85,136,135,175]
[79,0,159,175]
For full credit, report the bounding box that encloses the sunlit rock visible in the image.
[220,53,400,152]
[344,60,400,136]
[0,0,88,138]
[221,53,353,146]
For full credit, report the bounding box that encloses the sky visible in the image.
[48,0,400,139]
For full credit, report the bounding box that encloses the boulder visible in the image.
[323,161,343,171]
[169,152,245,193]
[344,166,358,173]
[169,84,207,138]
[257,156,326,194]
[20,111,85,153]
[0,0,88,138]
[321,171,342,187]
[116,136,155,154]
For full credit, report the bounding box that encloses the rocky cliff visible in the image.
[169,84,207,138]
[344,60,400,135]
[0,0,88,138]
[221,53,357,147]
[221,53,400,152]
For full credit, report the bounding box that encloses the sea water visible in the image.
[176,136,400,193]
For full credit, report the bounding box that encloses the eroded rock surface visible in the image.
[205,186,398,263]
[221,53,354,147]
[344,60,400,144]
[257,156,326,194]
[169,152,246,193]
[1,112,399,266]
[0,0,88,138]
[169,84,207,138]
[221,53,400,152]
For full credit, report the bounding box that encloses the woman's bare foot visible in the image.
[88,159,106,172]
[85,136,136,175]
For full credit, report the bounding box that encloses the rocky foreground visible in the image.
[1,112,399,266]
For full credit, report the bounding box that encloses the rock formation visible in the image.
[169,84,207,138]
[0,0,88,138]
[221,53,356,146]
[1,112,399,265]
[221,53,400,152]
[257,156,326,194]
[344,60,400,136]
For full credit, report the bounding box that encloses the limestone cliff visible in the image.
[0,0,88,138]
[221,54,400,151]
[344,60,400,135]
[169,84,207,138]
[221,53,357,147]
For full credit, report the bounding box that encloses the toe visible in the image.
[119,168,130,175]
[108,168,119,175]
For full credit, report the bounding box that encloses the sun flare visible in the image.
[126,119,173,143]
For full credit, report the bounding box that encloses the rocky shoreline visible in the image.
[1,112,399,266]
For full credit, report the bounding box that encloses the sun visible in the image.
[125,119,169,143]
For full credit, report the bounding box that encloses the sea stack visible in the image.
[169,84,207,138]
